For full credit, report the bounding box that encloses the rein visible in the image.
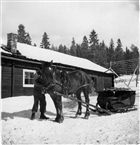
[68,84,91,94]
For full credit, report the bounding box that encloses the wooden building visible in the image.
[1,33,114,98]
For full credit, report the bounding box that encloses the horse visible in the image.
[40,61,95,123]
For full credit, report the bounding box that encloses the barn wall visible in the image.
[13,68,23,96]
[1,65,34,98]
[96,77,104,91]
[104,77,113,89]
[91,75,113,92]
[2,66,12,98]
[84,69,114,92]
[13,68,34,96]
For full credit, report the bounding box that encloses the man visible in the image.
[31,69,49,120]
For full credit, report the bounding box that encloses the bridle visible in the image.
[40,66,65,94]
[40,67,56,91]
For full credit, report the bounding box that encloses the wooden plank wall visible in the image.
[96,77,104,91]
[13,68,34,96]
[2,66,33,98]
[2,66,12,98]
[14,68,24,96]
[91,76,113,92]
[104,77,113,89]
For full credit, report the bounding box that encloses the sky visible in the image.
[1,0,139,49]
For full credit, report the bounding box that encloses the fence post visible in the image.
[128,65,138,87]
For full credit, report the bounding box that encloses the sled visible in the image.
[96,87,136,113]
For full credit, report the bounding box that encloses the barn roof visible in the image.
[15,43,110,73]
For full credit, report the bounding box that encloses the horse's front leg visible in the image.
[51,94,64,123]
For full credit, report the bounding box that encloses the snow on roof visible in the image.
[1,48,11,54]
[15,43,109,73]
[0,43,11,54]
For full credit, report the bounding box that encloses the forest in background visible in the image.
[17,24,139,75]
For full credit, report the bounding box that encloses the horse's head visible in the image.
[41,60,54,85]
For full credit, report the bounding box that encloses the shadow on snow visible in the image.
[1,110,56,121]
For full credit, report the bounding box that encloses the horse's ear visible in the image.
[41,61,45,69]
[50,60,53,66]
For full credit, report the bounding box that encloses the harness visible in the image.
[49,71,91,95]
[39,68,92,96]
[34,71,56,94]
[41,74,63,94]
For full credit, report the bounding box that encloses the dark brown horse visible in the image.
[40,61,95,123]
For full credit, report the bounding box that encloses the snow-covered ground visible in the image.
[1,75,140,144]
[114,74,139,93]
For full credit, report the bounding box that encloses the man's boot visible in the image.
[31,112,35,120]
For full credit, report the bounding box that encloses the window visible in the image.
[23,69,36,87]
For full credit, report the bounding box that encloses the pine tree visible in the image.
[17,24,26,43]
[89,29,99,47]
[107,39,115,63]
[63,45,68,54]
[25,33,32,45]
[17,24,32,45]
[89,29,99,63]
[124,47,132,74]
[124,47,132,60]
[58,44,64,53]
[130,44,139,58]
[114,39,125,74]
[51,44,58,51]
[40,32,50,49]
[81,36,89,58]
[114,39,124,61]
[98,41,107,67]
[76,44,82,58]
[70,38,77,56]
[58,44,68,54]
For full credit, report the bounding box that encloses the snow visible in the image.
[1,96,140,144]
[1,75,140,144]
[16,43,111,73]
[114,74,140,94]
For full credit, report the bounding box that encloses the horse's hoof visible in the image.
[75,114,80,118]
[75,113,82,118]
[31,113,35,120]
[55,117,64,123]
[84,114,90,119]
[40,115,49,120]
[83,116,89,119]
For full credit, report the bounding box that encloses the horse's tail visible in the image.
[82,71,95,94]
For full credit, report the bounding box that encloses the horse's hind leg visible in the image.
[83,90,90,119]
[75,92,82,118]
